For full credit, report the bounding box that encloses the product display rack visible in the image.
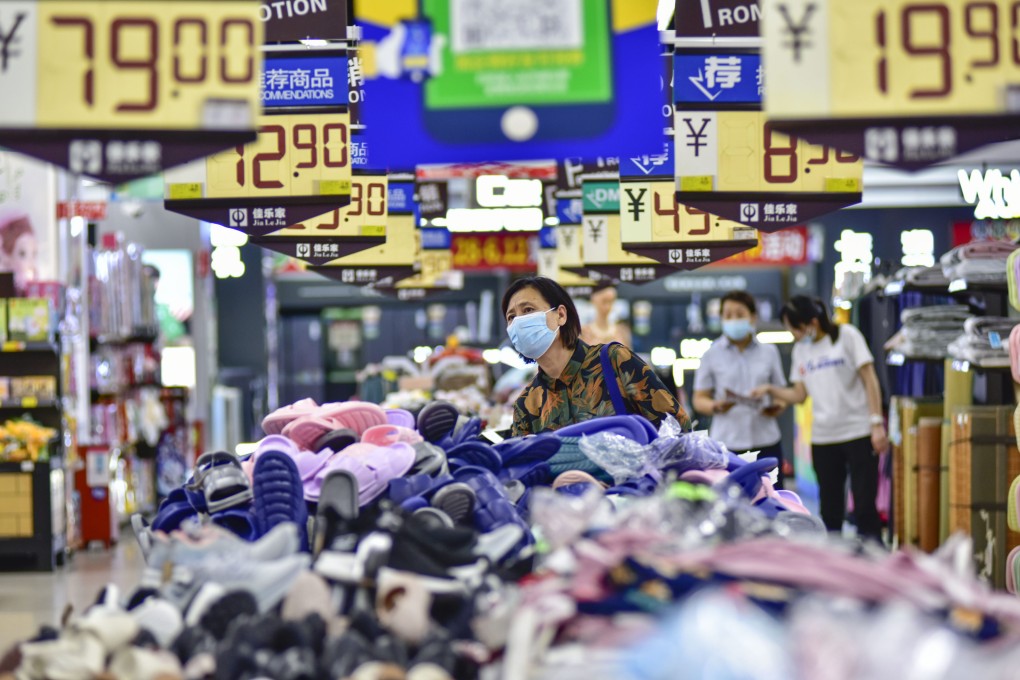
[0,342,67,571]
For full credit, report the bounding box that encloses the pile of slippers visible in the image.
[1,398,833,680]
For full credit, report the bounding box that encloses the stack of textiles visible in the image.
[941,241,1018,283]
[948,317,1017,367]
[896,265,951,288]
[897,305,970,359]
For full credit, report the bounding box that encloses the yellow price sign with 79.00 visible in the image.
[252,175,388,266]
[675,110,863,231]
[0,1,262,183]
[164,111,352,236]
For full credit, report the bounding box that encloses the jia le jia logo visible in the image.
[958,169,1020,220]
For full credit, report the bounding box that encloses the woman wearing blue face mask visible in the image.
[751,296,887,541]
[502,276,689,437]
[693,291,789,486]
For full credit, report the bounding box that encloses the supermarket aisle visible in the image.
[0,542,144,653]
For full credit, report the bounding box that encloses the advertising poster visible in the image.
[0,151,58,286]
[353,0,663,167]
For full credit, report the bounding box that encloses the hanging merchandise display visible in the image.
[762,0,1020,170]
[352,0,665,167]
[0,0,263,183]
[309,176,421,286]
[673,0,863,230]
[251,173,388,265]
[563,177,676,283]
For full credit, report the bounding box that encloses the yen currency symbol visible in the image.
[683,118,711,157]
[588,218,605,243]
[0,12,26,72]
[625,188,647,221]
[229,208,248,228]
[778,3,817,63]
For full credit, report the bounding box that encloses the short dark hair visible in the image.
[501,276,582,350]
[780,295,839,342]
[720,290,756,316]
[591,280,616,296]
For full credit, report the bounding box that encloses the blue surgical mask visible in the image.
[721,319,753,341]
[799,327,817,344]
[508,308,559,360]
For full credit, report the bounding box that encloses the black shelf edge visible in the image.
[0,399,59,410]
[0,342,59,354]
[89,331,159,348]
[0,460,52,472]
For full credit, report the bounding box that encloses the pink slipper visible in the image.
[262,398,319,435]
[283,403,388,450]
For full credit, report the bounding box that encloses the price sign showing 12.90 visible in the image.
[251,174,388,266]
[0,0,262,182]
[675,108,863,231]
[620,180,758,269]
[762,0,1020,169]
[163,111,352,237]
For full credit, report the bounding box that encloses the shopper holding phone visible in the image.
[752,296,886,541]
[693,291,789,486]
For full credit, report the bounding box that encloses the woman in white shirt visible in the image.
[693,291,789,486]
[752,296,887,540]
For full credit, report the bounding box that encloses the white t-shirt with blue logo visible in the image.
[790,323,874,445]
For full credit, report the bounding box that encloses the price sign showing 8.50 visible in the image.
[0,0,261,129]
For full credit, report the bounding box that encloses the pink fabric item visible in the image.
[362,424,423,447]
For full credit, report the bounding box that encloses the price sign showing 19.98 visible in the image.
[163,111,352,237]
[0,0,262,182]
[762,0,1020,169]
[252,175,388,265]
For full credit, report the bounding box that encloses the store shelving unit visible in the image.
[0,342,67,571]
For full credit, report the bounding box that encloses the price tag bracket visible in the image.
[767,115,1020,172]
[623,240,758,270]
[671,191,862,233]
[309,264,419,286]
[561,264,680,285]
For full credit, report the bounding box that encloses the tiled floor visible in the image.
[0,542,143,653]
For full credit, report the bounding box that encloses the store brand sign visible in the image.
[958,169,1020,220]
[261,0,346,42]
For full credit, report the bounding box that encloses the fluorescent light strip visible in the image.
[757,331,794,344]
